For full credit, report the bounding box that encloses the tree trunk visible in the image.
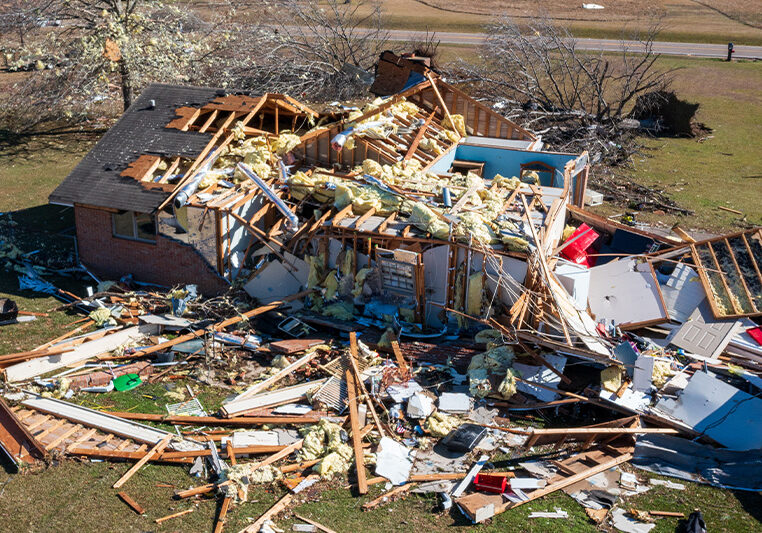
[119,59,133,111]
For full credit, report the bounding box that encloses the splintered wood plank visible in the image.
[345,349,367,494]
[113,434,172,489]
[117,492,145,515]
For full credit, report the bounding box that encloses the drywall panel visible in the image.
[654,370,762,451]
[587,258,668,327]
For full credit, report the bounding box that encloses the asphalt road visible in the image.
[384,29,762,60]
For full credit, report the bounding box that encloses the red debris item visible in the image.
[473,473,507,494]
[747,326,762,346]
[560,223,599,267]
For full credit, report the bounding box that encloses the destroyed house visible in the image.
[50,72,599,335]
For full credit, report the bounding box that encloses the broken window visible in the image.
[112,211,157,243]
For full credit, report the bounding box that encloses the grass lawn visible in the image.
[0,54,761,533]
[371,0,762,45]
[589,57,762,232]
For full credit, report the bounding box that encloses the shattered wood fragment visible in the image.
[214,496,233,533]
[0,397,48,465]
[113,434,172,488]
[155,508,194,524]
[105,411,322,426]
[117,492,145,515]
[362,483,415,510]
[346,335,367,494]
[293,514,337,533]
[239,492,294,533]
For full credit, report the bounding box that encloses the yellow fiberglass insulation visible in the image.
[352,268,371,298]
[466,273,484,316]
[399,307,416,323]
[601,366,623,393]
[377,327,396,350]
[324,270,339,301]
[502,235,530,252]
[362,159,383,177]
[418,137,443,155]
[322,301,356,321]
[442,114,466,137]
[222,464,282,502]
[88,307,115,327]
[454,212,496,245]
[411,202,450,240]
[438,128,461,144]
[562,224,577,242]
[474,329,503,347]
[498,368,518,399]
[468,345,515,375]
[314,444,354,478]
[271,354,292,369]
[652,359,672,388]
[425,411,462,437]
[492,174,521,190]
[306,254,326,288]
[522,170,539,184]
[270,133,301,156]
[468,367,491,398]
[299,419,346,461]
[334,182,401,215]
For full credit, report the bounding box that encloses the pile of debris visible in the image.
[1,52,761,532]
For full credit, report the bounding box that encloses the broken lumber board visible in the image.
[389,340,409,373]
[222,379,327,417]
[155,508,194,524]
[117,492,145,514]
[68,448,193,464]
[349,333,386,437]
[5,324,160,382]
[246,439,303,472]
[367,473,468,486]
[22,396,203,450]
[362,483,415,510]
[238,492,294,533]
[104,411,322,426]
[269,338,326,354]
[345,339,367,494]
[129,291,314,358]
[649,510,685,518]
[293,514,337,533]
[214,496,233,533]
[456,449,633,522]
[230,349,325,401]
[0,396,47,465]
[113,434,172,488]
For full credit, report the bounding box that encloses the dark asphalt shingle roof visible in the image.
[49,84,224,213]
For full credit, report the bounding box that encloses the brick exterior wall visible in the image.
[75,205,228,295]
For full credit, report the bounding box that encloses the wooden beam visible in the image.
[403,107,438,163]
[155,508,194,524]
[117,492,145,515]
[346,334,367,494]
[213,496,232,533]
[113,434,172,488]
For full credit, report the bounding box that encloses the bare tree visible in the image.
[452,16,675,164]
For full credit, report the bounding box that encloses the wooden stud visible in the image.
[213,496,232,533]
[113,434,172,489]
[155,508,194,524]
[117,492,145,515]
[346,335,368,494]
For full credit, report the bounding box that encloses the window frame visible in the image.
[111,210,157,244]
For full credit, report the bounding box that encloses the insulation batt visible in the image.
[425,411,462,437]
